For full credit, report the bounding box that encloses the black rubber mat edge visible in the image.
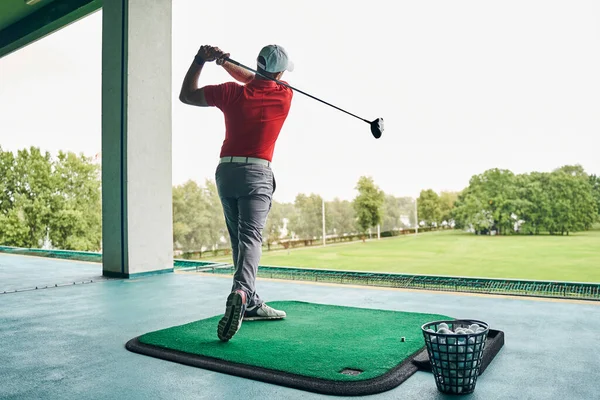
[126,337,420,396]
[412,329,505,375]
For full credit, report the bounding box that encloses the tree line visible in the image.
[0,148,417,253]
[173,176,419,254]
[0,146,101,250]
[1,147,598,252]
[451,165,599,235]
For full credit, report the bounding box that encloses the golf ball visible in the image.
[451,386,463,394]
[468,324,480,331]
[438,323,449,330]
[437,328,453,334]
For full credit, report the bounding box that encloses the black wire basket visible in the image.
[421,319,489,395]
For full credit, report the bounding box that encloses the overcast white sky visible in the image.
[1,0,599,203]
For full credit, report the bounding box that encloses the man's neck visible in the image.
[255,68,281,81]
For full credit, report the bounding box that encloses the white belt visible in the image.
[219,156,271,167]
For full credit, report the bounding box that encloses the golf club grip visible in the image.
[224,58,370,124]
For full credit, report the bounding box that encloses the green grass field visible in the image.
[208,228,600,283]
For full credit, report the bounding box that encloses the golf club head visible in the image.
[370,118,384,139]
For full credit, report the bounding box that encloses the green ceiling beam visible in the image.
[0,0,102,59]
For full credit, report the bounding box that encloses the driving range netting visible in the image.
[1,246,598,300]
[188,263,600,301]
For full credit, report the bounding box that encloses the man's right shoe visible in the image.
[217,290,246,342]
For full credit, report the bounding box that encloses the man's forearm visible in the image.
[179,59,204,100]
[222,60,254,84]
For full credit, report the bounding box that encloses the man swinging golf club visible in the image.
[179,44,294,341]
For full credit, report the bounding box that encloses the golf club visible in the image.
[222,57,384,139]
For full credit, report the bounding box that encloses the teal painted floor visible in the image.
[0,253,103,292]
[1,254,600,399]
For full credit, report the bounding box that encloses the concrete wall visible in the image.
[101,0,173,277]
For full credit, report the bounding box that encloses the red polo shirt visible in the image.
[204,79,293,162]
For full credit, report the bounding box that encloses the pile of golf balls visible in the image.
[424,323,487,394]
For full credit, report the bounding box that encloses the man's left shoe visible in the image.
[244,303,286,321]
[217,290,247,342]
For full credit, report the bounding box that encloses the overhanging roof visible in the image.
[0,0,101,59]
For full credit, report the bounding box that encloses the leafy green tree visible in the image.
[0,148,26,246]
[546,170,596,235]
[515,172,550,235]
[204,179,228,249]
[264,200,286,249]
[381,195,402,232]
[0,194,30,246]
[11,147,54,247]
[467,169,517,235]
[0,147,102,250]
[438,191,459,226]
[328,198,357,235]
[556,164,587,178]
[417,189,441,227]
[455,166,597,236]
[452,189,493,234]
[381,195,419,231]
[353,176,384,234]
[289,193,328,239]
[172,180,213,253]
[0,148,16,215]
[47,151,101,251]
[589,174,600,219]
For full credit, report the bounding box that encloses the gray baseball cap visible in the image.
[257,45,294,73]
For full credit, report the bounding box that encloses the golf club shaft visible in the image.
[224,57,370,124]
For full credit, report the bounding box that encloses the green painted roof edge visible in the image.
[0,0,102,59]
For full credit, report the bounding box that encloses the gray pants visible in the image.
[215,162,275,308]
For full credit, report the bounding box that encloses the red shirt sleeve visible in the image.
[203,82,242,109]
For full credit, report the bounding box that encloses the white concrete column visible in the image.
[101,0,173,278]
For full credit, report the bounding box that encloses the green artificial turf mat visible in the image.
[134,301,450,382]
